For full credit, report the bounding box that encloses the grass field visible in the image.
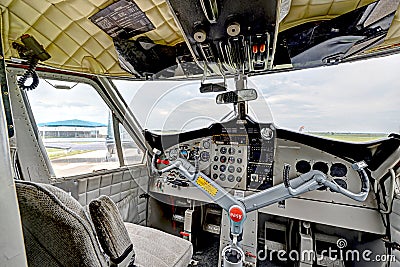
[311,133,387,142]
[46,148,93,160]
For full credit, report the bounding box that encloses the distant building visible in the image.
[38,119,107,138]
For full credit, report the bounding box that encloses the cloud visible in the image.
[251,54,400,133]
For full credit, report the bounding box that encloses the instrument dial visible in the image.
[220,156,227,163]
[200,151,210,161]
[180,149,189,159]
[168,148,178,160]
[203,139,211,149]
[228,166,235,173]
[313,161,329,174]
[261,127,274,140]
[330,163,347,177]
[220,165,227,172]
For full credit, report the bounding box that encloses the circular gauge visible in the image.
[212,174,218,180]
[220,156,227,163]
[220,173,226,181]
[261,127,274,140]
[220,147,227,154]
[220,165,227,172]
[330,163,347,177]
[168,149,178,160]
[180,149,189,159]
[228,147,236,155]
[237,158,243,164]
[200,151,210,161]
[296,160,311,174]
[331,179,347,191]
[236,167,242,173]
[203,140,211,149]
[228,175,235,182]
[236,176,242,182]
[228,166,235,173]
[312,161,329,174]
[213,165,218,170]
[228,156,235,164]
[214,156,219,161]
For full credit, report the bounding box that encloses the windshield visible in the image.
[115,53,399,139]
[115,79,274,133]
[249,53,400,139]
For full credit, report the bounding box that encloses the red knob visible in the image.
[157,159,170,165]
[180,231,190,237]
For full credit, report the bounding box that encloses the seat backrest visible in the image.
[15,180,107,267]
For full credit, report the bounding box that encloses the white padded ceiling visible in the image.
[279,0,377,31]
[0,0,183,76]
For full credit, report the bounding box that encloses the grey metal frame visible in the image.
[0,48,27,266]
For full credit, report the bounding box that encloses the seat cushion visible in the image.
[124,223,193,267]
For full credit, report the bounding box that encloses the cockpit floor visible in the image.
[191,235,219,266]
[190,232,288,266]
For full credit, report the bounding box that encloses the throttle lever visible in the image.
[352,161,369,193]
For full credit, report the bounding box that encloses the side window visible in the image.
[119,125,143,165]
[28,78,120,177]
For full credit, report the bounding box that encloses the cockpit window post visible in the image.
[0,33,28,266]
[0,33,14,138]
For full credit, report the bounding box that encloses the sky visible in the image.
[28,53,400,134]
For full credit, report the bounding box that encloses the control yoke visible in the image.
[151,148,370,265]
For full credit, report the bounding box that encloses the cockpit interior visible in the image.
[0,0,399,267]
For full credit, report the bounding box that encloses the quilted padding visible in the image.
[56,165,149,225]
[279,0,377,31]
[369,6,400,51]
[0,0,183,76]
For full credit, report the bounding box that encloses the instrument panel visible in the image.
[145,118,400,235]
[149,118,382,211]
[159,121,277,191]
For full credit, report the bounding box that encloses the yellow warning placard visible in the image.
[196,176,218,197]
